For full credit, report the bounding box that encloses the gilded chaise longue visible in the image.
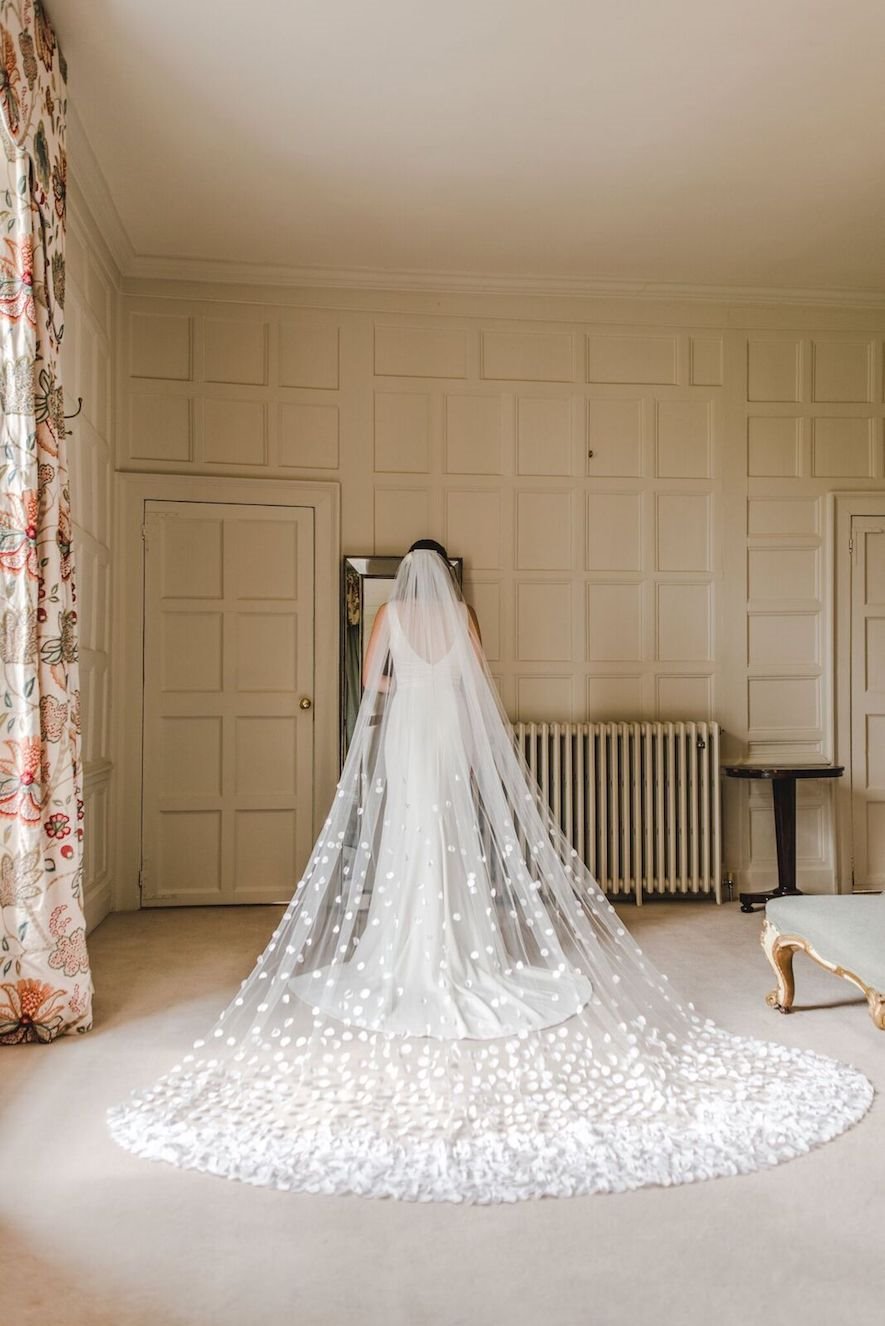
[762,894,885,1030]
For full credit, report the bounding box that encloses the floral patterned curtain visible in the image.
[0,0,92,1042]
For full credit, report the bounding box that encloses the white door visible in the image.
[850,514,885,890]
[141,500,315,905]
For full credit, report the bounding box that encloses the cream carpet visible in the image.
[2,901,881,1326]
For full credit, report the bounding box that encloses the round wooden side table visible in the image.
[723,764,844,913]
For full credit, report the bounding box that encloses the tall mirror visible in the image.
[340,554,464,763]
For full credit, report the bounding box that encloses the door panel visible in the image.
[850,515,885,889]
[142,500,315,904]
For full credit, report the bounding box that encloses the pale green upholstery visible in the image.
[766,894,885,992]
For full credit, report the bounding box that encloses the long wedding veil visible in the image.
[108,549,872,1201]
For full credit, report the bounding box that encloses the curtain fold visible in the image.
[0,0,92,1041]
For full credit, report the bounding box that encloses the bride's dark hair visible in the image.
[408,538,449,559]
[406,537,461,598]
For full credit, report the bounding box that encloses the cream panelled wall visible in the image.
[63,197,117,929]
[122,304,723,721]
[741,332,885,890]
[118,287,885,892]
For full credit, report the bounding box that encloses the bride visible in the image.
[109,541,872,1202]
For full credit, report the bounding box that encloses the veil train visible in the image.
[108,548,872,1202]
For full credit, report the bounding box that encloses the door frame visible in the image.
[832,492,885,893]
[112,473,340,911]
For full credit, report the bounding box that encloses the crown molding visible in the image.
[124,251,885,310]
[67,103,135,280]
[67,185,121,297]
[67,104,885,313]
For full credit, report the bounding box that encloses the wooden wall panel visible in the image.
[115,290,885,893]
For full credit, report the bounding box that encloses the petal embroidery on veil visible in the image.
[108,550,873,1202]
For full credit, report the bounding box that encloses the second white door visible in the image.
[850,513,885,890]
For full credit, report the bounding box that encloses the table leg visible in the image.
[740,776,801,912]
[772,776,797,894]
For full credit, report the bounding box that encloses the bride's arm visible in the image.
[362,603,392,691]
[466,605,484,656]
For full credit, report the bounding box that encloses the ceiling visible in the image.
[51,0,885,296]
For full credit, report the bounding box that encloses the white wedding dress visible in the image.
[292,600,593,1039]
[108,551,873,1202]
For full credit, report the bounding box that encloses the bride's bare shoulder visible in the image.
[365,601,391,646]
[466,603,482,644]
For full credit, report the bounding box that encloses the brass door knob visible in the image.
[299,696,313,710]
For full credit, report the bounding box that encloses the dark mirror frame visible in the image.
[340,554,464,765]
